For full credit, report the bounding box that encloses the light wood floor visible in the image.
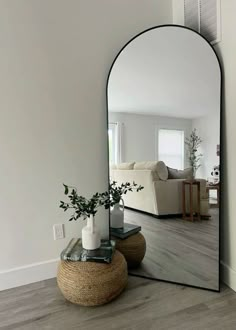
[125,208,219,290]
[0,278,236,329]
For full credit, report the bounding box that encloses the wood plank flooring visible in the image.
[0,278,235,329]
[126,208,219,290]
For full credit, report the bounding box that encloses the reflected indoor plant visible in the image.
[60,184,105,250]
[107,181,144,229]
[185,128,203,178]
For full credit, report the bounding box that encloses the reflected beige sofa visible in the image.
[110,161,209,216]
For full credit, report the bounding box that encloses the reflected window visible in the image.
[158,129,184,169]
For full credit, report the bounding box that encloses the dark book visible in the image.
[111,223,141,239]
[61,238,116,263]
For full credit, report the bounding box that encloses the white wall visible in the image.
[192,115,220,180]
[172,0,184,24]
[109,112,192,167]
[173,0,236,292]
[0,1,172,290]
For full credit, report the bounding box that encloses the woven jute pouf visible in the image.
[114,232,146,269]
[57,250,128,306]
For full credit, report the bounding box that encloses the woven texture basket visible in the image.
[57,250,128,306]
[114,232,146,269]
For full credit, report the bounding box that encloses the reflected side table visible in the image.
[182,180,201,221]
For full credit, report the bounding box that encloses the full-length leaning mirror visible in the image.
[107,25,221,291]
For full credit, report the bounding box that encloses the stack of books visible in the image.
[61,238,116,263]
[111,223,141,240]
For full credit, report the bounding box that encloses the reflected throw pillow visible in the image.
[168,167,193,180]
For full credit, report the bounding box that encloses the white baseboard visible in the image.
[1,258,235,292]
[0,258,59,291]
[221,261,236,292]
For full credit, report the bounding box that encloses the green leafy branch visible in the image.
[60,181,144,222]
[107,181,144,206]
[59,184,106,221]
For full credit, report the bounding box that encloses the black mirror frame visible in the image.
[106,24,222,292]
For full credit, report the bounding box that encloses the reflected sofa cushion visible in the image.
[134,161,168,181]
[134,161,160,180]
[168,167,193,180]
[134,161,158,171]
[116,162,135,170]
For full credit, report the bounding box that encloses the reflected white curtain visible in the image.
[109,122,123,164]
[115,122,123,164]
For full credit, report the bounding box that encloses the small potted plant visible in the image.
[60,184,105,250]
[108,181,144,228]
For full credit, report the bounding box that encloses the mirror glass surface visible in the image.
[107,26,220,290]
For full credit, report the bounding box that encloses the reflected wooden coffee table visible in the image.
[182,180,201,221]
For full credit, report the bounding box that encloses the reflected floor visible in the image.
[126,207,219,290]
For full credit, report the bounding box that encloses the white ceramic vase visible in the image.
[110,200,124,228]
[82,215,101,250]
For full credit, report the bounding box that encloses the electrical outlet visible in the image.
[53,224,65,240]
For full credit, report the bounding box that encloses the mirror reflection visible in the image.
[107,26,220,290]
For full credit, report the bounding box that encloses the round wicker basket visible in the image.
[114,232,146,269]
[57,250,128,306]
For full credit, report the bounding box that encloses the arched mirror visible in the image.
[107,25,221,291]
